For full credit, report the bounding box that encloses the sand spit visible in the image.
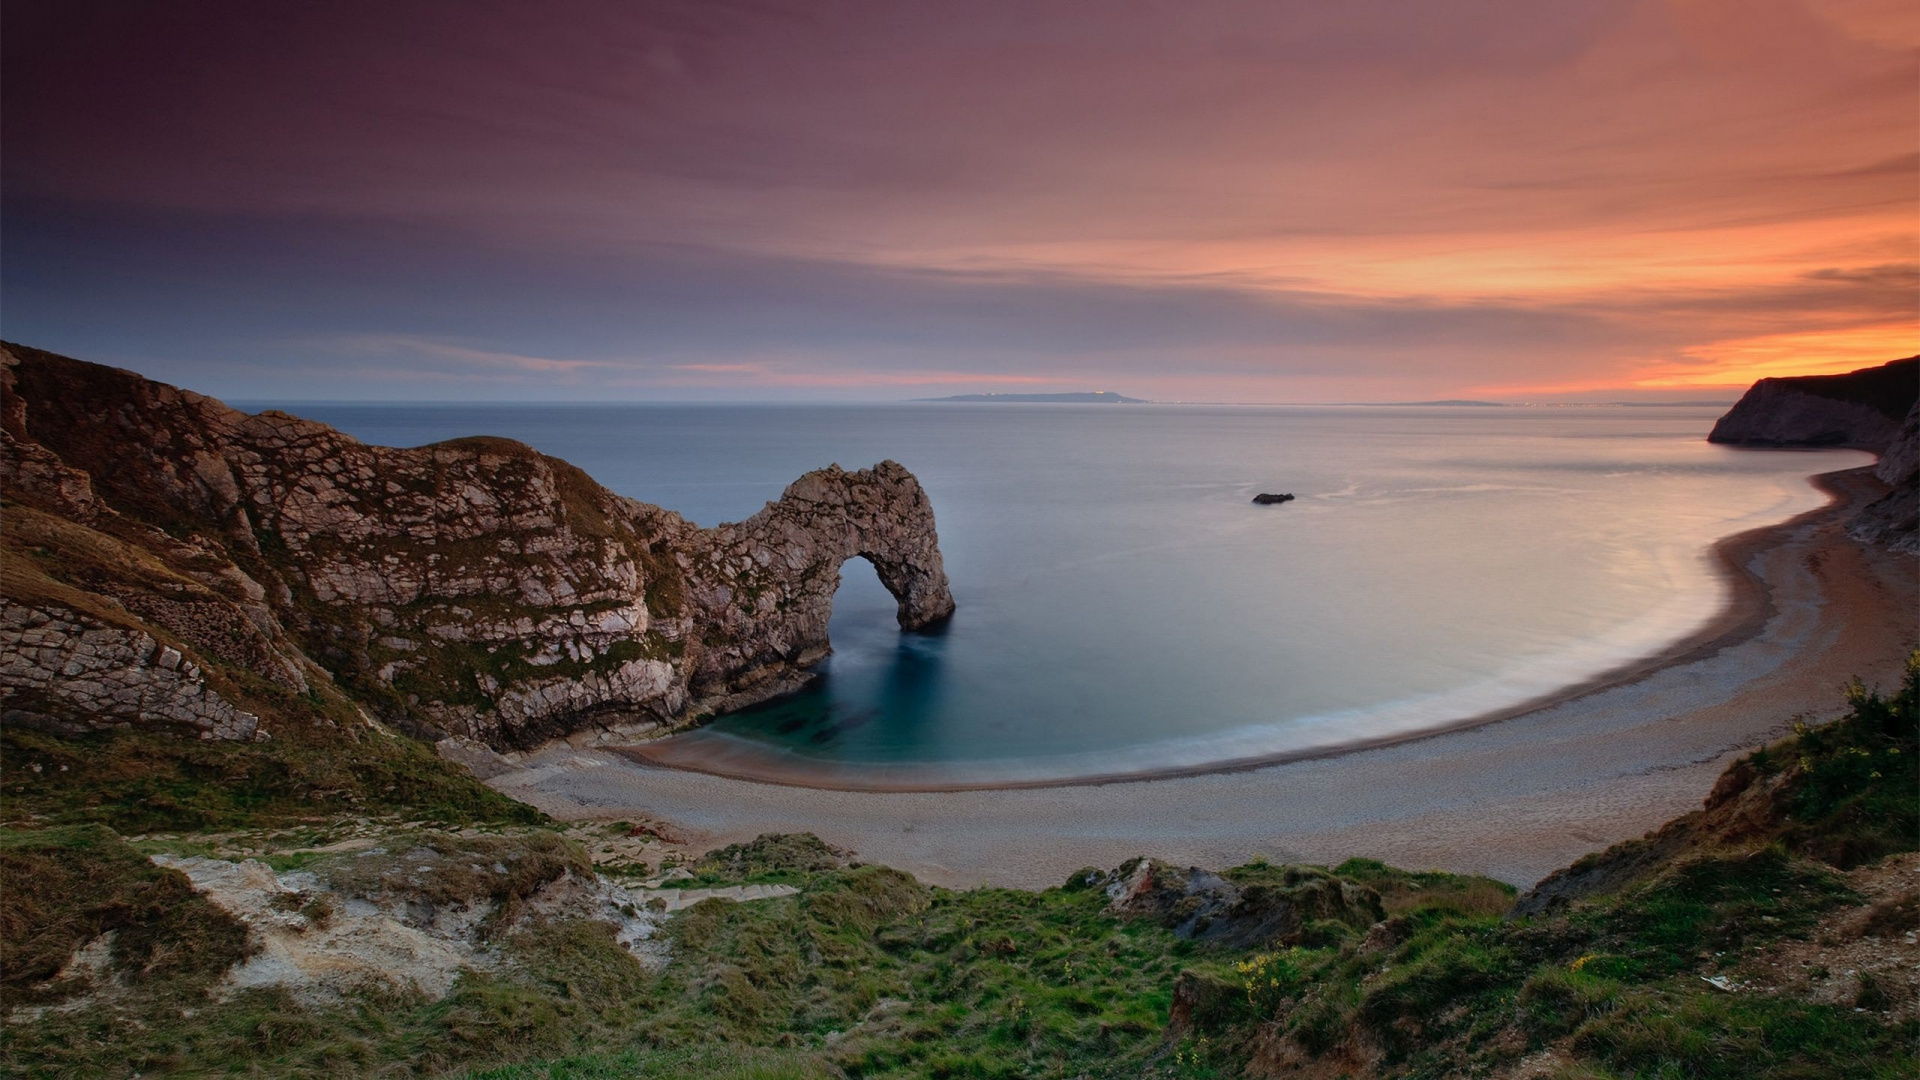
[487,466,1917,890]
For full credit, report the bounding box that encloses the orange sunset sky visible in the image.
[3,0,1916,401]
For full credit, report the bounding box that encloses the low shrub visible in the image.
[0,824,252,1007]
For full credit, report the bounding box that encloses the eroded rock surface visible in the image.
[0,343,953,749]
[1706,356,1917,555]
[1852,399,1919,554]
[1091,857,1384,949]
[1708,356,1916,451]
[0,601,263,741]
[149,835,666,1004]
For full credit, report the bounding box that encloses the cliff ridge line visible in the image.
[1707,355,1917,451]
[0,342,954,751]
[1706,355,1917,554]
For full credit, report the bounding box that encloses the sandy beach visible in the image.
[485,464,1916,890]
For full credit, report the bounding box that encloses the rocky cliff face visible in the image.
[1707,356,1917,450]
[1851,399,1919,554]
[1709,356,1917,554]
[0,343,953,750]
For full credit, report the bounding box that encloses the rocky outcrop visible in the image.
[0,601,264,741]
[0,342,954,751]
[1090,857,1383,949]
[1707,356,1917,450]
[1873,400,1920,487]
[1707,356,1917,554]
[147,833,666,1004]
[1251,493,1295,505]
[1509,756,1799,918]
[1851,400,1919,554]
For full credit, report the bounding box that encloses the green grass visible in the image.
[0,825,253,1009]
[1330,857,1517,917]
[1166,658,1920,1078]
[1,721,544,833]
[0,845,1211,1079]
[1773,662,1920,868]
[318,831,596,934]
[1574,985,1916,1080]
[681,832,854,886]
[3,661,1913,1079]
[1573,845,1856,980]
[470,1047,836,1080]
[5,828,1913,1080]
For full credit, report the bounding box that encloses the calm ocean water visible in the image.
[267,402,1866,784]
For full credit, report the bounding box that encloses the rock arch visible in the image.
[1,344,959,749]
[681,461,956,714]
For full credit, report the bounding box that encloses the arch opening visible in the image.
[827,555,906,655]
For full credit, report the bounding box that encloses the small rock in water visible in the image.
[1252,493,1295,505]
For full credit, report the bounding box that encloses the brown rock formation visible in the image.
[1091,857,1383,950]
[0,343,953,750]
[1707,356,1917,554]
[1707,356,1917,451]
[1851,399,1919,554]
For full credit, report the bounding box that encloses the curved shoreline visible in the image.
[489,458,1914,889]
[614,465,1871,793]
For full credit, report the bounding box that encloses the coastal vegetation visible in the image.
[2,347,1915,1076]
[1,721,542,834]
[3,658,1914,1079]
[5,5,1917,1077]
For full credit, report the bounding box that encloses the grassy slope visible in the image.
[2,659,1914,1079]
[1,722,542,833]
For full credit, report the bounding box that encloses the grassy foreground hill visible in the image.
[3,657,1915,1079]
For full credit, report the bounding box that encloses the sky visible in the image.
[3,0,1915,402]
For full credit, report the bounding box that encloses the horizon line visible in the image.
[225,396,1742,409]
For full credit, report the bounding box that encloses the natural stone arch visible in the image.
[2,343,959,749]
[681,461,956,715]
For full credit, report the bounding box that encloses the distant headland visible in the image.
[1350,399,1506,407]
[914,391,1147,403]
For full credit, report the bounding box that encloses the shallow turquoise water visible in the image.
[274,402,1864,783]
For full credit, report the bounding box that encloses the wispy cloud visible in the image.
[668,362,766,374]
[656,364,1060,389]
[3,0,1914,400]
[327,335,631,375]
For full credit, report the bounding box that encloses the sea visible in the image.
[264,401,1869,786]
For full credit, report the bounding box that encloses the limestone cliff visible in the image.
[1707,356,1917,450]
[0,343,954,750]
[1706,356,1917,554]
[1851,399,1919,554]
